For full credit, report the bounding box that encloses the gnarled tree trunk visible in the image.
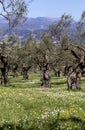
[0,54,8,85]
[1,67,8,85]
[67,68,81,89]
[40,65,51,87]
[12,64,18,78]
[21,66,31,80]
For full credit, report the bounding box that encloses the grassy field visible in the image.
[0,73,85,130]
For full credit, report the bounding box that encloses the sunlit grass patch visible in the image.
[0,75,85,129]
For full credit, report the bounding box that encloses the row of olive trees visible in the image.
[0,0,31,85]
[18,12,85,89]
[0,0,85,89]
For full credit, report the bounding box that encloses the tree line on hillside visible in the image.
[0,0,85,89]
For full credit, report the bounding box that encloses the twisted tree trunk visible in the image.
[40,65,51,87]
[0,54,8,85]
[1,67,8,85]
[12,64,18,78]
[67,68,81,89]
[21,66,31,80]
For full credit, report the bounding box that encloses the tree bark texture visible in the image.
[0,54,8,85]
[40,65,51,87]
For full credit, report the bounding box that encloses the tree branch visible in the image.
[70,43,85,53]
[71,50,80,59]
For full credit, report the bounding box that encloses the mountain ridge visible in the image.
[0,17,76,41]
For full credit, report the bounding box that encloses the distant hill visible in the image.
[0,17,59,41]
[0,17,76,41]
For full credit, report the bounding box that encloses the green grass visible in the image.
[0,74,85,130]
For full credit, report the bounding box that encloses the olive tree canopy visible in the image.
[0,0,32,32]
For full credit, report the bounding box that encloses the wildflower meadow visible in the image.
[0,73,85,130]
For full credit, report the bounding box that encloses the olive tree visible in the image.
[65,11,85,89]
[0,0,29,84]
[31,34,52,87]
[50,14,72,43]
[0,0,30,32]
[66,43,85,89]
[49,14,73,76]
[75,11,85,43]
[17,33,35,80]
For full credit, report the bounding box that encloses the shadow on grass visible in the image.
[6,83,41,89]
[51,80,66,86]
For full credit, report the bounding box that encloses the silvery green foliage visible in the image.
[0,0,29,31]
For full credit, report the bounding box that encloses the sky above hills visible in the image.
[28,0,85,21]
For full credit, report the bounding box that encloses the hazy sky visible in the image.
[28,0,85,21]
